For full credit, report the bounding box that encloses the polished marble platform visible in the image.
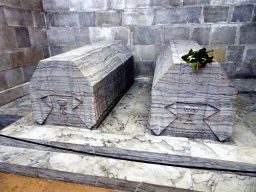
[1,81,256,191]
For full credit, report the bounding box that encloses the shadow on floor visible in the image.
[0,115,22,130]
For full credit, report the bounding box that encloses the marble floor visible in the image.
[0,80,256,191]
[0,80,255,146]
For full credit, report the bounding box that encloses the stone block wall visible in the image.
[0,0,256,106]
[42,0,256,79]
[0,0,49,106]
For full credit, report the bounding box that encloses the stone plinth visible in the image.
[30,41,134,129]
[149,40,237,141]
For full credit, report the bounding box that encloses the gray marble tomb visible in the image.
[149,40,237,141]
[30,41,134,129]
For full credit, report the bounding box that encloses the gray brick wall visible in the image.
[0,0,49,106]
[40,0,256,79]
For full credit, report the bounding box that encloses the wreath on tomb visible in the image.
[181,48,215,70]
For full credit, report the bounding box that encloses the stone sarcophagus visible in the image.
[30,41,134,129]
[149,40,237,141]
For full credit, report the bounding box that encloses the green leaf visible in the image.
[188,49,194,55]
[181,47,215,70]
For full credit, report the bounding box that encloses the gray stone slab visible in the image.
[4,67,25,88]
[74,28,91,46]
[124,0,151,8]
[245,48,256,62]
[0,50,25,71]
[203,6,229,23]
[23,47,47,65]
[123,9,154,26]
[1,145,256,191]
[163,26,190,44]
[3,8,33,27]
[1,117,256,173]
[183,0,210,5]
[149,40,237,141]
[191,169,256,192]
[46,12,79,28]
[132,26,163,45]
[139,45,165,62]
[95,10,121,27]
[134,61,155,77]
[21,10,33,26]
[89,27,113,43]
[15,27,31,48]
[28,27,48,47]
[191,27,211,45]
[232,4,254,22]
[78,12,95,27]
[0,26,17,50]
[110,27,129,45]
[50,46,78,56]
[0,6,6,25]
[69,0,81,11]
[226,46,245,62]
[154,8,171,25]
[128,45,140,62]
[210,0,234,5]
[0,0,21,8]
[150,0,181,7]
[211,25,236,45]
[32,11,45,27]
[30,41,134,129]
[42,0,69,11]
[20,0,43,10]
[107,0,124,9]
[240,24,256,44]
[3,7,23,26]
[47,28,76,46]
[169,7,202,24]
[254,6,256,22]
[0,145,196,191]
[235,62,256,78]
[79,0,108,11]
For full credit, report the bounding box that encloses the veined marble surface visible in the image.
[1,81,256,191]
[30,41,134,129]
[150,40,237,141]
[0,145,256,192]
[1,113,256,173]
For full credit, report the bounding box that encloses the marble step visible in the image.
[1,115,256,174]
[1,145,256,192]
